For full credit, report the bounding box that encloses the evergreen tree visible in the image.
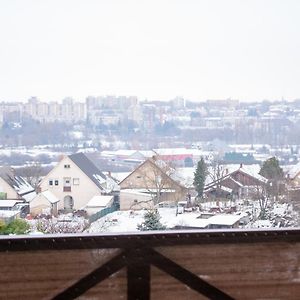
[259,157,284,201]
[193,157,208,198]
[259,157,283,180]
[137,209,166,231]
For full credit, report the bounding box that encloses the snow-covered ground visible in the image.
[87,202,300,233]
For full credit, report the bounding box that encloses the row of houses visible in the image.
[0,152,299,222]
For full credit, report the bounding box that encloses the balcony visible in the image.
[1,229,300,299]
[63,186,71,192]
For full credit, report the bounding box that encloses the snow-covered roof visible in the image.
[22,191,37,202]
[139,150,155,158]
[42,190,60,204]
[0,200,22,208]
[110,172,131,183]
[68,152,119,193]
[205,185,233,193]
[207,214,243,226]
[287,161,300,179]
[115,149,137,156]
[153,148,191,156]
[0,210,19,218]
[125,188,176,194]
[86,195,113,207]
[121,189,154,196]
[0,170,35,199]
[12,177,35,195]
[69,152,107,191]
[238,166,267,183]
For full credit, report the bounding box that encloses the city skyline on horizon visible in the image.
[1,94,299,104]
[1,0,300,102]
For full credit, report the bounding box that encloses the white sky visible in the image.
[1,0,300,102]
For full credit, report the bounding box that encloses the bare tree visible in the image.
[253,185,270,220]
[135,156,184,205]
[208,155,227,191]
[17,162,44,189]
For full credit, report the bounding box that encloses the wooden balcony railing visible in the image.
[0,228,300,299]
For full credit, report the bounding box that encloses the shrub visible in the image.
[3,219,30,235]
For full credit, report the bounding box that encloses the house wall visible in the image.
[120,160,188,204]
[30,194,52,216]
[221,177,240,192]
[0,178,20,199]
[120,191,154,210]
[231,171,262,186]
[39,156,102,210]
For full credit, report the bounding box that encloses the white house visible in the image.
[37,152,119,212]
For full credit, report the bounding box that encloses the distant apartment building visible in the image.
[86,95,138,110]
[127,103,143,125]
[21,97,87,123]
[0,102,22,123]
[206,98,239,108]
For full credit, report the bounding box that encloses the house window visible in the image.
[73,178,80,185]
[49,180,53,186]
[63,177,71,186]
[64,164,71,169]
[55,180,59,186]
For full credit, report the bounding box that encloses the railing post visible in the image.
[127,249,151,300]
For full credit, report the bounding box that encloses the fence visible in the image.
[88,205,118,224]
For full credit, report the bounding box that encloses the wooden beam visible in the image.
[148,248,234,300]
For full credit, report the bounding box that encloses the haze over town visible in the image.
[0,0,300,235]
[1,0,300,102]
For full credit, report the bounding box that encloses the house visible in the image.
[0,167,35,218]
[119,157,189,209]
[0,167,36,202]
[30,190,59,216]
[37,152,119,213]
[204,164,267,200]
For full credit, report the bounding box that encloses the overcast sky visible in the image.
[1,0,300,102]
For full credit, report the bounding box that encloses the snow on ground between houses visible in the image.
[87,208,205,233]
[87,201,299,233]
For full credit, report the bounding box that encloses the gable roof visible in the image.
[231,167,268,184]
[287,162,300,179]
[41,190,60,204]
[120,157,187,190]
[68,153,107,191]
[205,165,267,190]
[0,168,35,197]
